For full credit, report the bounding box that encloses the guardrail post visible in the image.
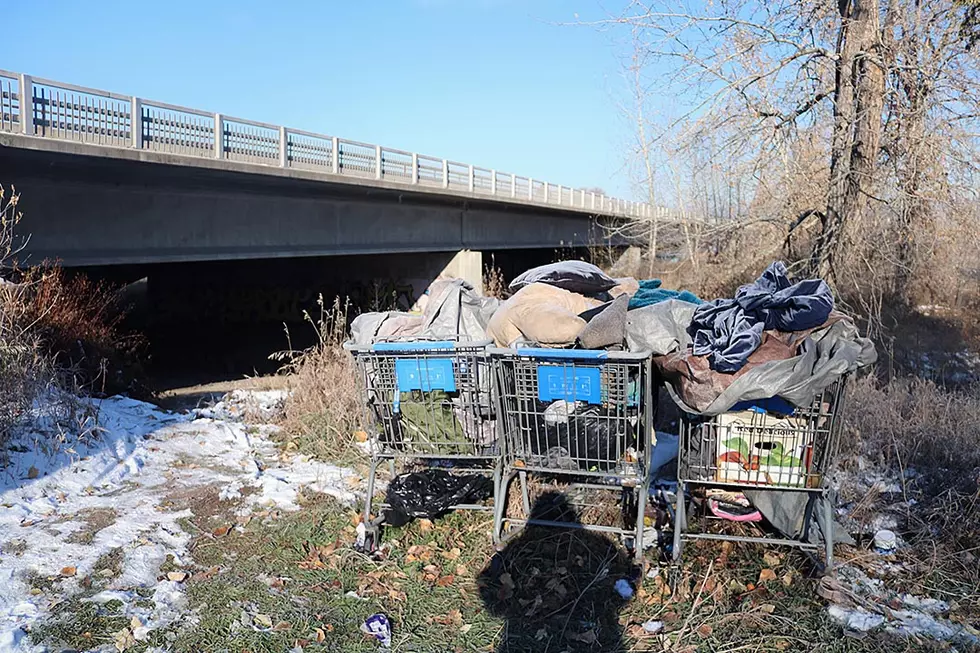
[511,174,516,198]
[490,169,496,195]
[543,183,549,203]
[279,126,287,168]
[375,145,383,180]
[442,159,449,188]
[528,178,534,200]
[18,74,32,135]
[130,97,142,148]
[331,137,339,174]
[213,113,223,159]
[557,185,563,205]
[590,192,595,210]
[468,164,474,192]
[411,152,418,184]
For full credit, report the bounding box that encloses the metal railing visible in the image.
[0,68,655,219]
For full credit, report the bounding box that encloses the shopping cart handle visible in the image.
[372,341,457,352]
[515,347,608,360]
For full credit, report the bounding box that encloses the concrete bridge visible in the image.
[0,69,660,280]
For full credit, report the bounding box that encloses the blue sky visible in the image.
[1,1,639,198]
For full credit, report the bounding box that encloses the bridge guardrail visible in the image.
[0,68,659,220]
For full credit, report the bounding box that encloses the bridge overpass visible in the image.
[0,69,658,278]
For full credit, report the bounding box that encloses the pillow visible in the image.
[487,282,601,347]
[508,260,617,295]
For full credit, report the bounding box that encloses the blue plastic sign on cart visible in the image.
[536,364,601,404]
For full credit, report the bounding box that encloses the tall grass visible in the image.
[273,295,364,462]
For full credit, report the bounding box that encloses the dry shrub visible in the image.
[1,184,143,451]
[482,259,507,300]
[16,267,146,397]
[276,296,364,462]
[842,374,980,494]
[0,186,48,447]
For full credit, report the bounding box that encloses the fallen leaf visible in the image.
[758,568,777,584]
[27,466,39,480]
[418,519,433,533]
[436,574,455,587]
[456,565,469,576]
[314,628,326,642]
[113,628,135,652]
[762,551,782,568]
[697,624,713,637]
[60,566,76,577]
[759,603,776,614]
[130,616,143,630]
[254,613,273,628]
[353,430,368,442]
[460,624,473,634]
[443,547,461,561]
[782,571,795,587]
[212,526,230,537]
[535,627,548,641]
[167,571,189,582]
[273,621,291,632]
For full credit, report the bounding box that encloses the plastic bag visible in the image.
[384,470,494,526]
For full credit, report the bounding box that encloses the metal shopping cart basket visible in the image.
[346,339,500,550]
[491,348,654,559]
[671,376,847,570]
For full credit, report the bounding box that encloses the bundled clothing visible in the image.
[690,262,833,373]
[628,279,702,310]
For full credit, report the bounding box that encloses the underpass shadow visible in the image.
[478,491,637,652]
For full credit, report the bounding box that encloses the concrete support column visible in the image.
[440,249,483,295]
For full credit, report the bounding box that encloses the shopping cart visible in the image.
[346,339,500,550]
[491,348,654,559]
[671,377,847,570]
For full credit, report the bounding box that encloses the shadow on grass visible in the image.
[478,491,637,653]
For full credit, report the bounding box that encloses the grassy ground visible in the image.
[29,486,968,652]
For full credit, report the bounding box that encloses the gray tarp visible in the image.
[350,279,499,345]
[625,299,698,355]
[627,301,876,416]
[666,319,876,416]
[743,490,855,546]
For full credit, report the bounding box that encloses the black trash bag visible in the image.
[529,403,637,472]
[384,470,494,527]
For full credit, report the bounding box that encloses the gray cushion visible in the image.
[509,261,617,295]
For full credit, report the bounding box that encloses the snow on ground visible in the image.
[827,459,980,646]
[827,565,979,646]
[0,390,359,651]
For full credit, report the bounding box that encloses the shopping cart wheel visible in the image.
[358,521,381,554]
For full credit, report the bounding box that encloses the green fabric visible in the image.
[399,389,462,446]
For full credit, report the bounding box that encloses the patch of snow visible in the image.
[0,390,359,649]
[828,565,978,646]
[828,605,885,632]
[194,389,288,422]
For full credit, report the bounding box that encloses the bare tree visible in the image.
[594,0,980,309]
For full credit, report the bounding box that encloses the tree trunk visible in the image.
[816,0,885,283]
